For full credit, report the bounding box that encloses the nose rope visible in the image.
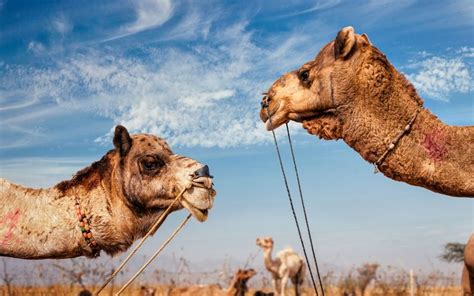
[263,105,325,296]
[95,185,190,295]
[115,214,192,296]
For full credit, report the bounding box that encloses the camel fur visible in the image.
[463,235,474,295]
[0,125,215,259]
[256,237,305,296]
[259,26,473,198]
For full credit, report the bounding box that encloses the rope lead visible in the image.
[264,107,324,296]
[286,123,325,296]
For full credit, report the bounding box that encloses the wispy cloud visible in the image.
[271,0,342,19]
[406,52,473,101]
[1,20,308,148]
[105,0,173,41]
[51,14,72,35]
[457,47,474,58]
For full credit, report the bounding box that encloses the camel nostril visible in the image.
[193,165,212,179]
[261,95,272,108]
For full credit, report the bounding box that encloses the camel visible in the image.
[0,125,216,259]
[226,268,257,296]
[462,235,474,295]
[258,26,473,293]
[259,26,473,198]
[256,237,305,296]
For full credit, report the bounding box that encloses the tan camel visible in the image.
[169,269,256,296]
[462,235,474,295]
[259,25,473,292]
[259,26,473,198]
[0,125,216,259]
[256,237,305,296]
[226,268,257,296]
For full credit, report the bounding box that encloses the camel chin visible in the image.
[181,187,215,222]
[263,114,289,131]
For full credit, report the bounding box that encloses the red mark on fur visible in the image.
[0,209,21,246]
[423,128,448,161]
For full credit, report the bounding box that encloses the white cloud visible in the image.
[273,0,342,18]
[457,47,474,58]
[406,55,473,101]
[51,15,72,35]
[27,41,46,55]
[106,0,173,41]
[2,21,307,148]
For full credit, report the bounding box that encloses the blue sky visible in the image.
[0,0,473,278]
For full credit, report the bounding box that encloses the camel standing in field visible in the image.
[256,237,305,296]
[259,26,473,294]
[0,125,216,259]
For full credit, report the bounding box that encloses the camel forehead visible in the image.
[130,134,172,154]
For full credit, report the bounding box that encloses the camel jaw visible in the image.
[181,198,209,222]
[260,108,289,131]
[181,186,215,222]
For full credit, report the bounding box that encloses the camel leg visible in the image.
[292,274,301,296]
[462,264,471,295]
[463,235,474,295]
[294,281,301,296]
[280,274,289,296]
[272,278,280,296]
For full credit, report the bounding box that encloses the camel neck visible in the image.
[263,248,279,274]
[341,76,474,196]
[0,179,98,258]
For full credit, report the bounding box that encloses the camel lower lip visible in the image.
[181,198,209,222]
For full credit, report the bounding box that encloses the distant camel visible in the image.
[256,237,305,296]
[140,285,156,296]
[171,268,256,296]
[0,125,216,259]
[226,268,257,296]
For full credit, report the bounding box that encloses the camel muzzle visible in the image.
[192,165,213,179]
[190,165,214,190]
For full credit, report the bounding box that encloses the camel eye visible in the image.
[141,156,165,173]
[299,70,310,83]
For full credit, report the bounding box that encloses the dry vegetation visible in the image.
[0,258,462,296]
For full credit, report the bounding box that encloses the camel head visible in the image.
[112,125,216,222]
[259,26,374,139]
[236,268,257,280]
[256,236,274,250]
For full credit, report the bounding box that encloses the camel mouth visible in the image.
[261,107,290,131]
[181,198,209,222]
[181,186,215,222]
[264,117,289,131]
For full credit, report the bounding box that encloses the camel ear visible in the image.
[361,33,371,45]
[113,125,132,157]
[334,26,356,59]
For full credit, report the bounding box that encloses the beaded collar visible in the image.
[74,197,101,257]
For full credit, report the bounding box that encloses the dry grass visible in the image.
[0,283,462,296]
[0,258,463,296]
